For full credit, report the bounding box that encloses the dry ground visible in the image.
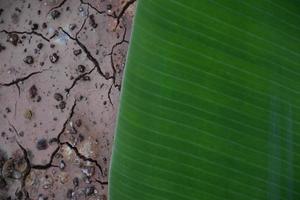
[0,0,135,199]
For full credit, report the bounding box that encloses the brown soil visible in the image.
[0,0,135,199]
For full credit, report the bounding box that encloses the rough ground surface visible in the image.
[0,0,135,199]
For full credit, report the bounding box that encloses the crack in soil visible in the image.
[31,146,60,170]
[115,0,136,29]
[59,27,113,82]
[65,66,96,95]
[16,141,31,188]
[0,70,46,96]
[80,0,106,15]
[95,179,108,186]
[47,0,68,15]
[0,29,50,42]
[60,142,104,176]
[107,22,128,91]
[75,6,89,38]
[30,99,105,181]
[108,82,114,107]
[8,121,19,136]
[16,141,31,199]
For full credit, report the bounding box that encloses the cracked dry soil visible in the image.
[0,0,136,199]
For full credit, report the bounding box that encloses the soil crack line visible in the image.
[47,0,68,14]
[65,66,96,95]
[80,0,105,15]
[60,142,104,176]
[1,29,50,42]
[0,70,47,96]
[16,141,31,199]
[115,0,136,29]
[59,27,112,81]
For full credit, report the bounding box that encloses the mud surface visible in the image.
[0,0,135,199]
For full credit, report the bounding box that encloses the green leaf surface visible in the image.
[109,0,300,199]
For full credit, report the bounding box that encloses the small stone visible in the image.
[77,65,85,73]
[69,23,76,30]
[0,43,5,52]
[81,166,95,178]
[50,44,55,48]
[78,134,84,142]
[73,177,79,187]
[36,95,42,102]
[31,23,39,30]
[23,55,34,64]
[0,176,6,189]
[50,10,60,19]
[5,107,11,113]
[42,22,47,29]
[49,53,59,63]
[106,4,112,10]
[29,85,38,99]
[105,72,110,79]
[37,43,43,49]
[66,189,73,199]
[59,160,66,170]
[24,109,33,120]
[85,186,95,196]
[89,14,97,28]
[82,76,90,81]
[73,49,82,56]
[53,93,63,101]
[36,138,48,150]
[75,119,82,127]
[59,101,66,109]
[19,131,24,137]
[7,33,19,46]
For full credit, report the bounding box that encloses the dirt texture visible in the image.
[0,0,136,199]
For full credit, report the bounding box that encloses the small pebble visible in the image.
[73,49,82,56]
[69,24,76,30]
[29,85,38,99]
[7,33,19,46]
[59,101,66,109]
[77,65,85,73]
[37,43,43,49]
[85,186,95,196]
[23,55,34,64]
[53,93,63,101]
[42,22,47,29]
[59,160,66,170]
[36,138,48,150]
[89,14,97,28]
[5,107,11,113]
[50,10,60,19]
[75,119,82,127]
[82,76,90,81]
[24,109,33,120]
[66,189,73,199]
[31,23,39,30]
[73,177,79,187]
[49,53,59,63]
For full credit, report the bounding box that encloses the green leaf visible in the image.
[109,0,300,199]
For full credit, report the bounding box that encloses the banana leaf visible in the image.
[109,0,300,199]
